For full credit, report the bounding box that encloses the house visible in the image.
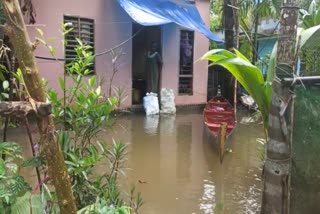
[28,0,222,109]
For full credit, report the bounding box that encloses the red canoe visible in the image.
[204,95,236,138]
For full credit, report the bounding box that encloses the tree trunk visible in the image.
[0,101,51,117]
[224,0,234,51]
[223,0,235,103]
[2,0,77,213]
[261,0,298,213]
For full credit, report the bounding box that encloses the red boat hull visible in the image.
[204,96,236,137]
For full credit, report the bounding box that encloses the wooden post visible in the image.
[2,0,77,213]
[218,122,228,164]
[233,0,239,121]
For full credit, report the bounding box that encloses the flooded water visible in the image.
[3,111,264,214]
[106,111,264,214]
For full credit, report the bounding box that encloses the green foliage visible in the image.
[112,86,128,110]
[44,26,143,211]
[10,192,45,214]
[210,0,222,30]
[0,142,32,212]
[239,39,253,60]
[77,198,130,214]
[266,24,320,81]
[57,130,139,210]
[214,201,224,212]
[203,22,320,137]
[223,0,281,61]
[299,0,320,29]
[47,37,118,147]
[202,49,271,133]
[209,0,223,49]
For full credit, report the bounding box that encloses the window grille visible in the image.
[179,30,194,95]
[64,16,95,73]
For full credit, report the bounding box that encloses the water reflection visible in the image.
[109,112,263,214]
[6,111,263,214]
[199,180,215,214]
[143,115,160,135]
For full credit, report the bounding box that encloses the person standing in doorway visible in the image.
[145,41,163,94]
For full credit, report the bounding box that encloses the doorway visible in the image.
[207,65,234,103]
[132,24,162,104]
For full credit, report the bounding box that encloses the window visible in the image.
[64,16,95,72]
[179,30,194,95]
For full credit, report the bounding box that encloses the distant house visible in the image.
[28,0,222,108]
[256,18,278,74]
[257,18,278,52]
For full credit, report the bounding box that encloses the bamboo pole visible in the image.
[233,0,239,121]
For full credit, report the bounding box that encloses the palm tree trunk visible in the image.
[223,0,235,103]
[224,0,234,50]
[261,0,299,213]
[2,0,77,213]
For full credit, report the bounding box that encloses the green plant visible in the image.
[0,142,31,211]
[202,49,271,133]
[46,38,118,148]
[299,0,320,28]
[47,41,139,210]
[0,142,49,213]
[266,24,320,83]
[39,24,143,211]
[77,198,130,214]
[112,86,128,110]
[57,131,140,211]
[203,24,320,135]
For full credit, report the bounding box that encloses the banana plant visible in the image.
[202,49,271,134]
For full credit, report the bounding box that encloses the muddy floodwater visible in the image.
[102,111,264,214]
[5,111,264,214]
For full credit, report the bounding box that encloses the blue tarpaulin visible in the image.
[117,0,223,42]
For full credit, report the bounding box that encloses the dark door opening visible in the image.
[207,65,234,103]
[132,24,161,104]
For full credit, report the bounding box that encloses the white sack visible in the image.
[143,92,159,115]
[160,88,176,114]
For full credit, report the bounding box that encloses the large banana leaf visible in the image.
[299,25,320,49]
[202,49,271,131]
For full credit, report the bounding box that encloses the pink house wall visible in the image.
[29,0,133,107]
[161,0,210,106]
[29,0,211,108]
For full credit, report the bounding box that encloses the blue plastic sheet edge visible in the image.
[117,0,224,42]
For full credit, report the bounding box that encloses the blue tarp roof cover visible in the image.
[118,0,223,42]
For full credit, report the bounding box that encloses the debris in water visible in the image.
[138,179,147,184]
